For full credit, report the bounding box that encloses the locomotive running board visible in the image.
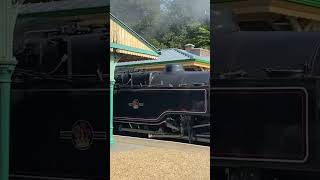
[119,127,161,135]
[148,134,210,143]
[119,128,210,143]
[174,136,210,143]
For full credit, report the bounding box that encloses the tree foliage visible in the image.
[111,0,210,50]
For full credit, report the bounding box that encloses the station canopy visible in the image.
[110,13,160,62]
[116,48,210,71]
[18,1,160,63]
[18,0,108,26]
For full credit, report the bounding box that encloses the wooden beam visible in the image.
[270,0,320,21]
[215,0,320,21]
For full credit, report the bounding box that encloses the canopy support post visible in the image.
[0,1,17,179]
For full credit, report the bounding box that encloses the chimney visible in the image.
[184,44,195,51]
[184,44,210,57]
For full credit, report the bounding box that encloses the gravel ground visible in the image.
[110,136,210,180]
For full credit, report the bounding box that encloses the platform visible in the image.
[110,135,210,180]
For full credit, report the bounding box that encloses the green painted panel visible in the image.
[0,1,18,179]
[287,0,320,8]
[110,80,115,144]
[110,42,160,57]
[212,0,320,8]
[0,64,15,180]
[0,0,7,58]
[110,54,118,144]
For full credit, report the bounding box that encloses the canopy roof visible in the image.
[116,48,210,71]
[110,13,160,62]
[18,0,108,27]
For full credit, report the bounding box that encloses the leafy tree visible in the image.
[111,0,210,50]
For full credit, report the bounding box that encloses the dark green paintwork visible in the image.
[287,0,320,8]
[110,80,115,145]
[110,54,117,144]
[212,0,320,8]
[111,42,160,57]
[0,65,15,180]
[0,1,17,179]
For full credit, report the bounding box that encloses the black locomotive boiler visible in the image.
[212,31,320,180]
[114,64,210,143]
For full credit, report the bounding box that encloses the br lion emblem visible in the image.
[72,120,93,150]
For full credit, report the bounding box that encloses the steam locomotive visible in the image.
[114,64,210,143]
[212,31,320,180]
[9,19,210,179]
[10,23,109,179]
